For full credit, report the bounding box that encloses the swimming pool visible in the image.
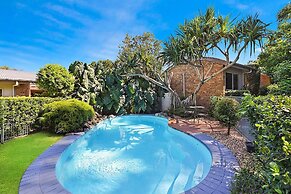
[56,115,212,194]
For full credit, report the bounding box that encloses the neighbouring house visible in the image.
[166,57,270,108]
[0,69,41,97]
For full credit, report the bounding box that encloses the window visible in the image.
[226,73,239,90]
[233,74,238,90]
[0,89,2,97]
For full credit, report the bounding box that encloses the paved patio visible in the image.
[169,117,228,134]
[19,123,239,194]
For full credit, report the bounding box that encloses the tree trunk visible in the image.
[227,125,231,135]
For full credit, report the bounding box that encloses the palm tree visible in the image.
[161,7,269,106]
[277,3,291,22]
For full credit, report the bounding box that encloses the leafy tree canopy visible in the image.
[258,3,291,95]
[0,65,16,70]
[117,32,162,77]
[37,64,74,97]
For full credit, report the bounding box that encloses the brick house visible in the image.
[0,69,41,97]
[166,57,269,108]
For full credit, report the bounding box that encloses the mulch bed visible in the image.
[207,130,255,169]
[168,116,255,169]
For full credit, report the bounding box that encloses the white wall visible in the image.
[0,81,14,97]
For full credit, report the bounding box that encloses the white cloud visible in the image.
[223,0,263,15]
[223,0,249,10]
[3,0,161,70]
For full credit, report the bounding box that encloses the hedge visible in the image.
[38,99,95,134]
[225,90,250,96]
[239,95,291,193]
[0,97,59,141]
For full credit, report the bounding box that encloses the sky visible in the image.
[0,0,289,72]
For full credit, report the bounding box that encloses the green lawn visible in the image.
[0,132,63,194]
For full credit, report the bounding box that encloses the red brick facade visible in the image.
[15,82,31,96]
[168,60,225,108]
[260,73,271,87]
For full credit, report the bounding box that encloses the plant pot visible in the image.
[245,141,255,153]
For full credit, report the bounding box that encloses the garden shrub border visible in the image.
[234,95,291,193]
[0,97,59,142]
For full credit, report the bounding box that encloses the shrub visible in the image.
[241,95,291,193]
[37,64,75,97]
[39,99,94,134]
[267,84,280,95]
[167,107,187,117]
[231,168,264,194]
[225,90,250,96]
[258,86,268,95]
[209,96,222,117]
[213,97,240,135]
[0,97,59,141]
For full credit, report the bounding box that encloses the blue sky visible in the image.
[0,0,288,72]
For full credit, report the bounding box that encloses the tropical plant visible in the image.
[99,73,124,114]
[123,78,156,113]
[161,7,269,105]
[69,61,102,105]
[37,64,74,97]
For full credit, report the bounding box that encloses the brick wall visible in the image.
[168,60,225,108]
[15,82,31,96]
[260,73,271,87]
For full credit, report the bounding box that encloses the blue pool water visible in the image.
[56,115,212,194]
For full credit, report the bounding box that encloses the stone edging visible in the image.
[19,133,239,194]
[19,134,82,194]
[184,133,239,194]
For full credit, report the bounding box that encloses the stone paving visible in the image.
[169,117,227,134]
[184,133,239,194]
[19,127,239,194]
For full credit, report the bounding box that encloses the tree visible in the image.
[161,8,268,105]
[37,64,74,97]
[213,97,240,135]
[117,32,168,113]
[0,65,16,70]
[258,3,291,95]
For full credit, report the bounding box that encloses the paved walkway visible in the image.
[19,128,239,194]
[19,134,82,194]
[185,133,239,194]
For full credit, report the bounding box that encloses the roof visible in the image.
[203,57,254,70]
[0,69,37,82]
[164,57,254,72]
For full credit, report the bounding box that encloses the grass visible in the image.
[0,132,63,194]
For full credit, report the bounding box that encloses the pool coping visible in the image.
[19,132,239,194]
